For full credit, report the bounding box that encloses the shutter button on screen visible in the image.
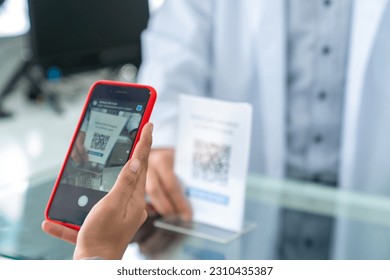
[78,195,88,207]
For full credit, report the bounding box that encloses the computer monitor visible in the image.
[27,0,149,76]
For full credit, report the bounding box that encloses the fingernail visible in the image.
[129,159,141,173]
[149,123,154,133]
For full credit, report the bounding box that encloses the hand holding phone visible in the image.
[43,122,154,259]
[45,80,156,230]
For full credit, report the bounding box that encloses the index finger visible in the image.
[41,220,78,244]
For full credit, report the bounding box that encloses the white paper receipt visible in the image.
[175,94,253,232]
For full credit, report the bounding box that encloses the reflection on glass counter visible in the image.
[1,173,390,260]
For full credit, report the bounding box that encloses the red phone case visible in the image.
[45,80,157,230]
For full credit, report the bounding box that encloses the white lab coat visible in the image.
[138,0,390,258]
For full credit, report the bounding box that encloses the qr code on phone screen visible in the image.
[91,133,110,151]
[192,139,231,184]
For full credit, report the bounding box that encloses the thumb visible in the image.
[109,123,153,200]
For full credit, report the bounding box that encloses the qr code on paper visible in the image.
[192,139,231,184]
[91,133,110,151]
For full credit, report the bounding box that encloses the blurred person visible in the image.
[137,0,390,259]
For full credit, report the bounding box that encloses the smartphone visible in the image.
[45,80,157,230]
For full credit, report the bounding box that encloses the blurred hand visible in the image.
[146,149,192,221]
[42,123,154,260]
[70,131,88,163]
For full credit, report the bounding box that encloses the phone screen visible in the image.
[48,83,153,226]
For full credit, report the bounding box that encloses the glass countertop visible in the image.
[1,169,390,260]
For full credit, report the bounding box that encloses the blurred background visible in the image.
[2,0,390,261]
[0,0,164,181]
[0,0,164,259]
